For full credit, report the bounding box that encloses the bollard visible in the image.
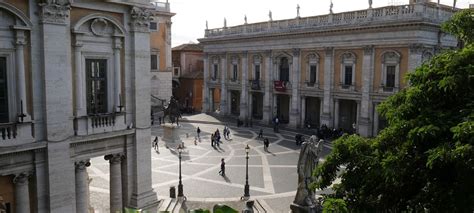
[169,186,176,198]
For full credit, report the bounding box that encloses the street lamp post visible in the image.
[177,144,184,198]
[243,144,250,198]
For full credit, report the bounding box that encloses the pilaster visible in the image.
[321,47,334,127]
[289,48,300,127]
[203,53,209,112]
[240,51,249,121]
[262,50,272,124]
[408,43,424,72]
[106,154,124,213]
[359,46,374,137]
[128,6,158,209]
[14,30,30,121]
[220,53,228,114]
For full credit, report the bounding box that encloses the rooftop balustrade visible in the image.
[204,4,454,38]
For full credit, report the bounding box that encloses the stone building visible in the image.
[199,0,457,137]
[0,0,170,212]
[150,1,174,106]
[172,43,204,112]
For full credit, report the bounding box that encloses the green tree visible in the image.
[313,9,474,212]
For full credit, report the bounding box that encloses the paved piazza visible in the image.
[88,114,334,212]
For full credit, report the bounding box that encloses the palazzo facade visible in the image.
[0,0,171,212]
[199,1,457,137]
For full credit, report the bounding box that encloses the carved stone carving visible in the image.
[38,0,71,25]
[363,45,374,55]
[90,18,108,36]
[75,160,91,171]
[306,53,320,63]
[231,55,240,63]
[104,154,124,164]
[409,43,424,54]
[293,48,301,57]
[13,172,30,185]
[341,52,356,62]
[324,47,333,56]
[264,50,272,57]
[130,7,153,32]
[382,51,400,63]
[253,55,262,64]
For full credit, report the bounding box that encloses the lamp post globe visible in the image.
[244,144,250,198]
[177,144,184,198]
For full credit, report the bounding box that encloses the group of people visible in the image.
[210,129,222,147]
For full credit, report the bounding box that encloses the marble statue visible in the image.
[269,10,272,21]
[330,0,333,14]
[291,135,323,213]
[244,15,247,24]
[297,4,300,17]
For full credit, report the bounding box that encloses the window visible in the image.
[232,64,238,81]
[340,52,356,89]
[0,57,8,123]
[86,59,108,114]
[381,51,400,91]
[386,65,396,88]
[213,64,218,80]
[309,65,317,83]
[279,57,289,81]
[344,66,352,85]
[149,22,158,31]
[151,54,158,70]
[254,64,260,81]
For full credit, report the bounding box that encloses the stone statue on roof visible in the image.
[244,15,247,24]
[269,10,273,21]
[297,4,300,17]
[330,0,333,14]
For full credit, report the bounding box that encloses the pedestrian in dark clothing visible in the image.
[153,136,159,151]
[197,127,201,138]
[264,138,269,152]
[258,129,263,139]
[219,158,226,176]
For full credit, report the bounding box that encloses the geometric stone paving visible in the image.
[88,114,334,212]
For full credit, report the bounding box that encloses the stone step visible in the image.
[253,200,266,213]
[171,198,184,213]
[158,198,173,212]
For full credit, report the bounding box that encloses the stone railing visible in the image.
[151,1,170,12]
[75,113,127,136]
[204,4,453,38]
[0,122,34,146]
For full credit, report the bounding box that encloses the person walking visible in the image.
[258,129,263,139]
[211,133,214,147]
[264,137,270,152]
[153,136,159,152]
[218,158,226,176]
[197,127,201,139]
[226,128,231,140]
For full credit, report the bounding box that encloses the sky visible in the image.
[166,0,472,47]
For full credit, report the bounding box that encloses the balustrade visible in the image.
[204,4,452,38]
[0,123,17,140]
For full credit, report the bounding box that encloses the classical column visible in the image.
[203,53,209,112]
[15,30,29,121]
[75,160,91,213]
[73,40,85,116]
[262,50,272,124]
[13,173,30,213]
[289,48,301,127]
[408,44,423,73]
[113,37,123,112]
[358,46,374,137]
[105,154,123,213]
[321,47,334,127]
[301,96,306,125]
[334,99,339,129]
[356,100,361,133]
[220,53,228,114]
[240,51,249,121]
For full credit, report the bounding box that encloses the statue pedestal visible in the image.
[290,203,319,213]
[161,124,183,148]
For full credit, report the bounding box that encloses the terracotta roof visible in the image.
[172,43,203,51]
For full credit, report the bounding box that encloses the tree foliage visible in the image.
[313,10,474,212]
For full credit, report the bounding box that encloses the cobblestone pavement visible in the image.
[88,114,335,213]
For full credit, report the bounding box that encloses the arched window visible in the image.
[381,51,401,92]
[306,53,320,87]
[340,52,356,90]
[279,57,290,82]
